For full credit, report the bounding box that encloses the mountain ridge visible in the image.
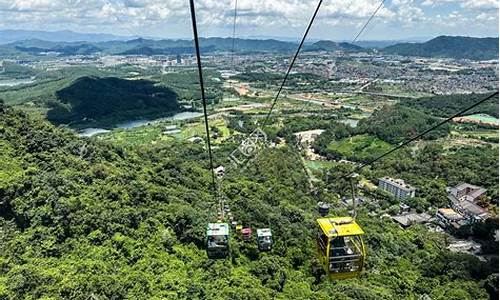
[382,35,499,60]
[0,29,131,44]
[306,40,365,52]
[0,34,497,60]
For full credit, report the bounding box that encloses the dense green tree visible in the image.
[0,106,496,299]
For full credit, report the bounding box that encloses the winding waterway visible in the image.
[79,111,204,137]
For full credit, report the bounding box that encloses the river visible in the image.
[79,111,204,137]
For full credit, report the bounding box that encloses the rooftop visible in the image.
[447,239,482,255]
[437,208,464,221]
[207,223,229,236]
[257,228,272,237]
[448,195,489,217]
[450,183,487,201]
[214,166,225,172]
[341,197,365,207]
[317,217,364,237]
[392,213,432,227]
[379,177,416,192]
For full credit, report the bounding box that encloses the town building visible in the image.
[163,125,181,135]
[188,136,204,143]
[449,183,487,202]
[294,129,325,146]
[341,196,366,207]
[436,208,468,230]
[391,212,432,228]
[448,183,489,223]
[399,203,411,213]
[378,177,416,199]
[436,183,490,231]
[447,239,483,259]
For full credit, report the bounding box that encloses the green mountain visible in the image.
[201,37,297,52]
[1,37,299,56]
[0,29,129,44]
[2,36,497,59]
[382,36,499,60]
[305,40,364,52]
[47,76,180,126]
[0,37,308,57]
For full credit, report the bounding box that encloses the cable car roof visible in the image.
[207,223,229,236]
[317,217,364,237]
[257,228,272,237]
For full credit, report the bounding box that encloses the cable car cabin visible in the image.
[316,217,366,280]
[241,228,252,241]
[257,228,273,251]
[206,223,229,259]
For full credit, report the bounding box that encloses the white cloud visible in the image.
[461,0,498,10]
[0,0,402,28]
[476,12,496,21]
[0,0,497,38]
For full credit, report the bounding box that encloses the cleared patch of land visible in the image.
[96,118,233,148]
[327,134,393,161]
[305,160,337,171]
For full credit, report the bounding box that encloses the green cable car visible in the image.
[257,228,273,251]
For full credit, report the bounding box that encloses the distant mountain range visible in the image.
[0,37,301,56]
[0,29,131,44]
[0,33,497,60]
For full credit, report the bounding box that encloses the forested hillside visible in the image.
[357,105,450,144]
[46,76,180,126]
[401,93,499,118]
[382,36,499,60]
[0,103,496,299]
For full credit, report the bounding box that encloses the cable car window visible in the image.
[318,229,328,254]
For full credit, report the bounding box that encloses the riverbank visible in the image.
[78,111,204,137]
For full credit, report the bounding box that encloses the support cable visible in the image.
[352,0,386,43]
[350,173,359,219]
[189,0,217,193]
[261,0,323,127]
[342,91,499,179]
[262,0,387,128]
[227,0,239,102]
[231,0,238,69]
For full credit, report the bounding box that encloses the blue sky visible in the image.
[0,0,497,40]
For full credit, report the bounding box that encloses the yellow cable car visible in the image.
[316,216,366,280]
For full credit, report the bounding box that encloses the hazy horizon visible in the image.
[0,28,498,44]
